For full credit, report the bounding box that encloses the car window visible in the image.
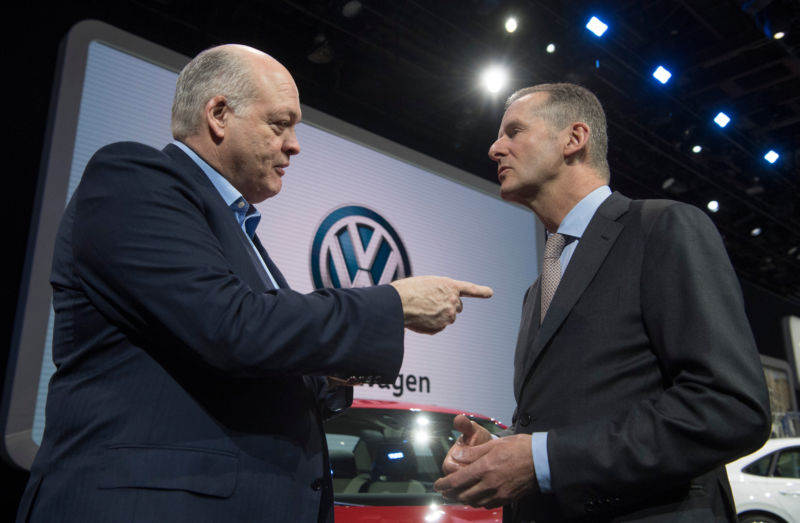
[324,407,503,505]
[774,448,800,478]
[743,454,773,476]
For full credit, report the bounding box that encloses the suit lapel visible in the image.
[513,279,541,400]
[515,192,631,397]
[253,236,289,289]
[161,144,278,293]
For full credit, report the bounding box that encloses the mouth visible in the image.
[497,166,510,182]
[275,165,288,176]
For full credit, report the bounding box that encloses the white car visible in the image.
[726,437,800,523]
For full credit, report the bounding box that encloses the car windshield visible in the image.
[324,407,503,506]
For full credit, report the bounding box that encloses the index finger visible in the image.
[434,460,484,497]
[453,280,493,299]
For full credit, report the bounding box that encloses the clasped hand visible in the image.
[434,414,537,509]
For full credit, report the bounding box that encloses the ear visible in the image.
[205,95,230,140]
[563,121,590,158]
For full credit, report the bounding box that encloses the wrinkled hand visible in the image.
[390,276,493,334]
[442,414,493,474]
[434,433,537,509]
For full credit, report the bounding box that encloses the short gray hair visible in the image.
[171,46,258,140]
[506,83,610,179]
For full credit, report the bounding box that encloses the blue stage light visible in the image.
[653,66,672,84]
[586,17,608,37]
[764,150,779,164]
[713,112,730,128]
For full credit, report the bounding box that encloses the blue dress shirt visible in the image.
[531,185,612,492]
[173,141,280,289]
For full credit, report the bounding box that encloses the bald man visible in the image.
[17,45,491,523]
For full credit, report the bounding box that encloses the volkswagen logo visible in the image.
[311,206,411,289]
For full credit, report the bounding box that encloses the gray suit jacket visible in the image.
[506,192,770,522]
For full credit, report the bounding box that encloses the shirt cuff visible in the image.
[531,431,552,493]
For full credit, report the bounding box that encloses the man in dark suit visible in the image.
[434,83,771,522]
[17,44,492,522]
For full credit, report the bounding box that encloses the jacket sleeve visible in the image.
[70,143,405,381]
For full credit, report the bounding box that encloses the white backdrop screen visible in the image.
[5,21,539,467]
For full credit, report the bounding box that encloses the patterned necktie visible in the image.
[541,232,567,323]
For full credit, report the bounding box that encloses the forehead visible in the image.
[502,92,550,124]
[251,62,301,114]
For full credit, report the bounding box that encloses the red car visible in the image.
[325,398,506,522]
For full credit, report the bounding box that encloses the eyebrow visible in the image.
[499,118,524,136]
[269,109,301,123]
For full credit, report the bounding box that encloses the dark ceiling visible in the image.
[13,0,800,303]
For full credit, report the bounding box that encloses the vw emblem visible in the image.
[311,206,411,289]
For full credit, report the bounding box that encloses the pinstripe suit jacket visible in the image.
[18,142,405,522]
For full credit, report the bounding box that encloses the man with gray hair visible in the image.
[17,44,491,522]
[434,83,770,522]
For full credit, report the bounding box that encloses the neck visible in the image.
[181,135,226,176]
[526,169,606,233]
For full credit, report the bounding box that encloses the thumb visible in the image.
[450,438,493,464]
[453,414,476,442]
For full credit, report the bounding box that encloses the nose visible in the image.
[488,137,505,162]
[284,129,301,156]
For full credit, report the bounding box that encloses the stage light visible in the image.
[713,112,730,128]
[341,1,362,18]
[481,66,509,93]
[653,66,672,84]
[707,200,719,213]
[505,17,518,33]
[692,145,702,153]
[764,150,779,164]
[774,31,786,39]
[546,43,556,54]
[586,16,608,37]
[307,34,334,64]
[751,227,762,237]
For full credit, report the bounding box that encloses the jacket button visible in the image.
[311,478,323,491]
[519,414,532,427]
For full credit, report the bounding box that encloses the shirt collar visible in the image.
[173,141,243,207]
[173,140,261,237]
[557,185,612,240]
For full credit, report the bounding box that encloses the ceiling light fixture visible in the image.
[481,66,509,94]
[307,34,334,64]
[586,16,608,37]
[505,17,518,33]
[653,66,672,84]
[764,150,779,164]
[713,112,731,128]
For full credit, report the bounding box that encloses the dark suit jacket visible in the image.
[505,192,770,522]
[17,142,405,522]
